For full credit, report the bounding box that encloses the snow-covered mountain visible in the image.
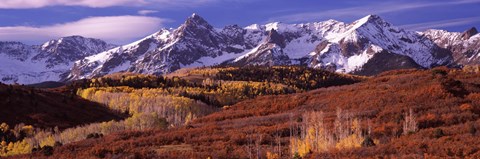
[68,14,460,79]
[0,36,114,84]
[233,15,453,75]
[422,27,480,65]
[67,14,260,80]
[1,13,479,84]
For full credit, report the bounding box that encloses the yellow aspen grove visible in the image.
[291,110,371,157]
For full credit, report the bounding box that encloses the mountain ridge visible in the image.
[0,36,115,84]
[0,14,479,84]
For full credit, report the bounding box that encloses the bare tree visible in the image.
[403,108,418,135]
[273,129,282,158]
[245,133,254,159]
[289,113,298,156]
[255,132,264,159]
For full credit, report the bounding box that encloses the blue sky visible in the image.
[0,0,479,45]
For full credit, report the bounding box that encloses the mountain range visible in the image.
[0,13,479,84]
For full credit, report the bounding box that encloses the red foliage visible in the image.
[15,68,480,158]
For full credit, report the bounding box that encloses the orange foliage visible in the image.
[14,68,480,158]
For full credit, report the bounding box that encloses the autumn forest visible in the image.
[2,66,480,158]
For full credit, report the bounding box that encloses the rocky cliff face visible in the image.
[462,27,478,40]
[422,27,480,65]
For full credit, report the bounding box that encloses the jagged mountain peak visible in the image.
[41,35,111,49]
[40,35,112,52]
[462,27,478,40]
[363,14,383,22]
[0,35,114,84]
[263,22,303,33]
[351,14,391,29]
[244,24,261,30]
[3,14,478,84]
[330,14,393,43]
[34,35,115,69]
[324,19,341,23]
[191,12,198,18]
[224,24,242,29]
[266,29,286,48]
[183,13,212,29]
[173,13,218,40]
[322,19,344,26]
[329,14,393,43]
[60,35,91,40]
[265,22,282,29]
[314,14,454,71]
[364,14,382,21]
[423,26,480,65]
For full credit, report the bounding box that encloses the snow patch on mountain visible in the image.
[3,14,475,84]
[0,36,114,84]
[72,14,456,78]
[422,28,480,65]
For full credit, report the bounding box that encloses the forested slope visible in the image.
[0,83,124,129]
[19,67,480,158]
[3,66,362,157]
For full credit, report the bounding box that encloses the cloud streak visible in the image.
[138,10,158,15]
[0,0,230,9]
[0,15,167,44]
[0,0,145,8]
[271,0,480,23]
[400,16,480,31]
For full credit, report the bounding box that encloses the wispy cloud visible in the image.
[0,0,145,8]
[400,16,480,31]
[0,0,236,9]
[271,0,480,23]
[0,16,167,44]
[138,10,158,15]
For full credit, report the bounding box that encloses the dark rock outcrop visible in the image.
[462,27,478,40]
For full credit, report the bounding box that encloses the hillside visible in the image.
[0,66,360,157]
[18,67,480,158]
[0,84,124,129]
[0,83,126,156]
[27,81,66,89]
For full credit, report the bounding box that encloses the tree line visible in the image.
[214,66,363,91]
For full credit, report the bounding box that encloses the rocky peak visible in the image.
[34,36,113,68]
[173,13,219,42]
[183,13,213,30]
[266,29,286,48]
[461,27,478,40]
[223,24,243,31]
[222,24,246,46]
[352,14,391,29]
[222,24,245,35]
[7,13,472,85]
[364,15,385,23]
[0,41,36,61]
[60,35,88,41]
[41,36,109,50]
